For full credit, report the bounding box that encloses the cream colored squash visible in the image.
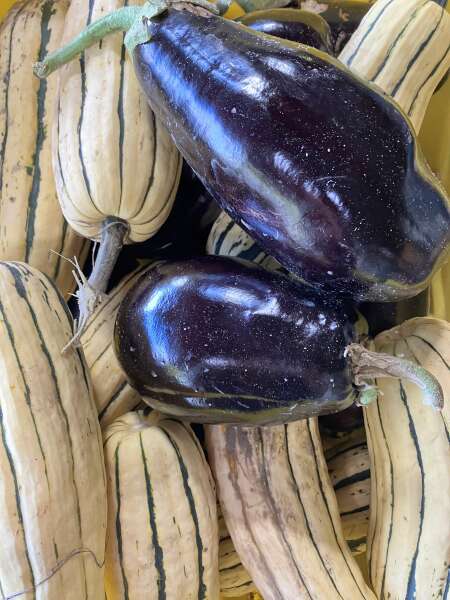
[206,421,376,600]
[0,0,88,298]
[104,411,220,599]
[53,0,181,341]
[217,504,258,598]
[365,318,450,599]
[325,428,370,556]
[0,261,106,599]
[54,0,181,243]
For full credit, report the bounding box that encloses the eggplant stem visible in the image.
[33,0,224,79]
[346,343,444,410]
[62,218,129,353]
[34,7,140,78]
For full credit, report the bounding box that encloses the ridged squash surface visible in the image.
[0,261,106,599]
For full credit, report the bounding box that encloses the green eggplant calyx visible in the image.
[127,0,221,57]
[346,343,444,411]
[125,0,170,58]
[355,384,378,407]
[33,0,223,79]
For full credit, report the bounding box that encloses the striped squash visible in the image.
[54,0,181,243]
[207,421,375,600]
[325,428,370,556]
[104,411,219,599]
[0,0,87,298]
[218,504,258,598]
[207,210,284,274]
[339,0,450,132]
[80,261,161,427]
[364,317,450,599]
[53,0,181,340]
[0,261,106,599]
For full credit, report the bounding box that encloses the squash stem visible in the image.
[62,219,129,353]
[89,218,129,293]
[346,343,444,410]
[33,6,141,78]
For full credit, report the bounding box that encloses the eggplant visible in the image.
[208,209,432,337]
[114,256,360,424]
[206,209,367,430]
[114,256,443,424]
[35,4,450,302]
[238,8,333,53]
[206,209,429,431]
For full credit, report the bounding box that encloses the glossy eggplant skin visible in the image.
[134,10,449,302]
[114,256,359,425]
[238,9,333,54]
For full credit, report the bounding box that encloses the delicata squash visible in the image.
[0,261,106,599]
[103,411,219,600]
[206,420,376,600]
[0,0,87,297]
[325,428,370,556]
[52,0,181,344]
[364,317,450,600]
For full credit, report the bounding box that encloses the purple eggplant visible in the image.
[238,8,333,53]
[114,256,360,424]
[114,256,443,424]
[35,4,450,302]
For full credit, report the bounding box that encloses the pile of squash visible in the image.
[0,0,448,599]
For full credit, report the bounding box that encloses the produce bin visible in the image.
[0,1,448,599]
